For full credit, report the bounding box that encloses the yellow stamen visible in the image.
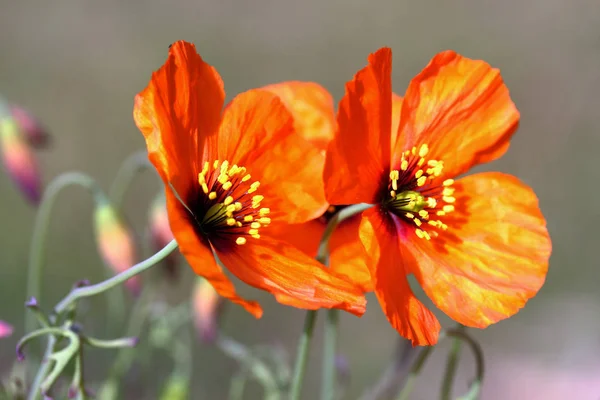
[236,237,247,245]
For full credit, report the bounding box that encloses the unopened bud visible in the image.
[0,118,42,204]
[148,194,177,280]
[10,105,50,149]
[158,373,189,400]
[0,320,13,338]
[192,278,224,343]
[93,201,139,294]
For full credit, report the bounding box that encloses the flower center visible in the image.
[384,144,456,240]
[195,160,270,245]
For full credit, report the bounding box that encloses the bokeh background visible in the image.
[0,1,598,399]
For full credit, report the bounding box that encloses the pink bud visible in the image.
[93,201,139,294]
[10,105,50,149]
[0,119,42,204]
[0,320,13,338]
[192,278,224,343]
[148,194,178,280]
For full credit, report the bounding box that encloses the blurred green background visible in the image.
[0,1,597,399]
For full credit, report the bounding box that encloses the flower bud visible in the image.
[148,194,178,280]
[0,118,42,204]
[93,201,139,294]
[10,105,50,149]
[192,278,224,343]
[0,320,13,338]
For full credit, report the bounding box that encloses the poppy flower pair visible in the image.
[134,41,551,345]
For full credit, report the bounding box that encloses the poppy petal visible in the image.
[214,237,367,316]
[329,216,373,292]
[165,187,263,318]
[324,48,392,204]
[393,51,519,178]
[263,81,336,150]
[218,89,328,223]
[390,93,403,148]
[406,172,551,328]
[268,217,373,292]
[134,40,225,195]
[360,208,441,345]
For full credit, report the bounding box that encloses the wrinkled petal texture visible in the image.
[165,188,263,318]
[263,81,336,150]
[394,51,519,178]
[267,218,373,292]
[360,208,441,345]
[133,40,225,195]
[324,48,392,204]
[406,172,551,328]
[217,89,328,223]
[390,93,403,146]
[215,238,367,316]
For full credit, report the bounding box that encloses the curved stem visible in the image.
[26,172,106,333]
[217,336,279,399]
[395,346,435,400]
[315,203,372,264]
[447,328,484,400]
[288,310,317,400]
[27,336,56,400]
[108,150,152,209]
[106,151,152,331]
[54,240,178,315]
[440,325,465,400]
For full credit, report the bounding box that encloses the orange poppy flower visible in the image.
[324,48,551,345]
[133,41,366,318]
[263,82,372,292]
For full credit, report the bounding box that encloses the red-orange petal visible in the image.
[324,48,393,205]
[406,172,551,328]
[165,187,262,318]
[393,51,519,178]
[360,208,441,345]
[262,81,336,150]
[217,89,328,223]
[214,237,367,316]
[390,93,403,149]
[329,216,373,292]
[268,217,373,293]
[133,40,225,195]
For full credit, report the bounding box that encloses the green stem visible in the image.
[447,329,484,400]
[316,203,371,400]
[315,203,372,263]
[288,310,318,400]
[217,336,279,399]
[105,283,155,383]
[440,326,465,400]
[105,151,152,332]
[25,172,106,333]
[395,346,435,400]
[108,150,152,209]
[54,240,178,315]
[27,335,56,400]
[321,309,338,400]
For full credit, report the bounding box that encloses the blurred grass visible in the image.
[0,0,598,398]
